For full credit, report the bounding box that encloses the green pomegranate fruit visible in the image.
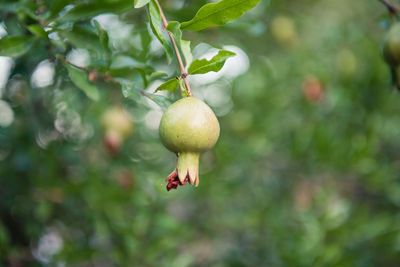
[159,97,220,191]
[383,22,400,67]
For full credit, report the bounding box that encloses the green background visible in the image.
[1,0,400,266]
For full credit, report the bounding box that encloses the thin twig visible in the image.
[379,0,399,15]
[153,0,193,96]
[57,55,118,84]
[57,56,159,103]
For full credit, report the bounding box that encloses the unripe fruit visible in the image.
[101,107,133,155]
[102,107,133,138]
[383,22,400,67]
[270,15,298,47]
[159,97,220,190]
[336,48,357,77]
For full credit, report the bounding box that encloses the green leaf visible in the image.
[93,20,111,67]
[142,92,173,110]
[148,71,168,82]
[59,26,105,64]
[166,21,192,67]
[56,1,132,22]
[0,36,34,57]
[48,0,70,19]
[188,49,236,75]
[134,0,150,8]
[167,21,182,47]
[148,0,173,63]
[155,79,179,92]
[181,40,193,68]
[117,77,144,98]
[0,2,18,12]
[181,0,262,31]
[65,64,100,101]
[27,25,48,40]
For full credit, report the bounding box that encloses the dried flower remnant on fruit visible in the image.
[159,97,220,191]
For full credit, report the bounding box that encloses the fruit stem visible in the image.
[153,0,193,97]
[177,152,200,186]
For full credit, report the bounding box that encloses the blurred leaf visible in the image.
[148,0,173,63]
[27,25,48,40]
[142,91,173,110]
[109,67,141,79]
[56,1,132,22]
[59,26,101,51]
[110,55,147,70]
[3,16,25,36]
[0,2,18,12]
[134,0,150,8]
[59,25,105,63]
[140,29,152,57]
[181,0,262,31]
[0,36,34,57]
[65,64,100,101]
[48,0,71,19]
[118,78,144,98]
[188,49,236,75]
[93,20,111,67]
[148,71,168,82]
[155,78,179,92]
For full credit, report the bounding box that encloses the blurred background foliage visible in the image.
[1,0,400,266]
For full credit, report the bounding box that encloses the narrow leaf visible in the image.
[56,1,132,22]
[181,0,262,31]
[166,21,192,67]
[142,92,173,110]
[188,50,236,75]
[27,25,48,40]
[181,40,193,68]
[0,3,18,12]
[59,26,105,62]
[94,20,111,66]
[0,36,34,57]
[134,0,150,8]
[65,64,100,101]
[148,0,173,63]
[117,77,145,98]
[155,79,179,92]
[148,71,168,81]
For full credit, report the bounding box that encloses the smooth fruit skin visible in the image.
[383,22,400,67]
[159,97,220,187]
[159,97,220,153]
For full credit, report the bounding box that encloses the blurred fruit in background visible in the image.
[302,75,324,103]
[336,48,358,77]
[270,15,298,47]
[101,106,134,155]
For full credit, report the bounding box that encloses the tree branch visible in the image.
[57,56,158,103]
[153,0,193,96]
[379,0,399,15]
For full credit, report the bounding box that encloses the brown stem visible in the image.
[57,56,159,103]
[153,0,193,96]
[57,55,119,84]
[379,0,399,15]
